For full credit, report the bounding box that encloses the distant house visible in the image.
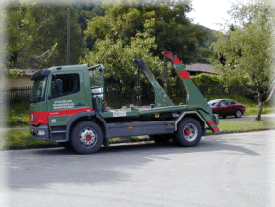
[6,69,39,88]
[185,63,219,76]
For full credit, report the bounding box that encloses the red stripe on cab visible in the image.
[30,107,93,125]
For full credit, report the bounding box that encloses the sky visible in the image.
[186,0,234,31]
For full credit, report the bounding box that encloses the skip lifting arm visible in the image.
[162,51,220,133]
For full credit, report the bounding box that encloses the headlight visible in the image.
[38,130,45,136]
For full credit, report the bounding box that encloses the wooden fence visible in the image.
[0,87,32,102]
[0,85,249,103]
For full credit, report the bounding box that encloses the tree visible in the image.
[84,0,205,64]
[81,17,162,93]
[73,1,104,50]
[193,26,219,64]
[213,1,275,121]
[7,3,87,69]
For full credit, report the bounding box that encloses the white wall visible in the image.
[5,76,33,88]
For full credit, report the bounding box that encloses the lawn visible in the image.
[1,130,58,150]
[217,119,275,133]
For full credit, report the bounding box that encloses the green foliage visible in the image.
[84,0,205,64]
[81,16,163,95]
[193,26,219,63]
[190,73,222,85]
[212,1,274,120]
[7,3,87,69]
[6,69,23,79]
[6,100,30,126]
[73,2,104,50]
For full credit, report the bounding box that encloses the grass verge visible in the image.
[1,119,275,150]
[1,130,58,150]
[217,119,275,134]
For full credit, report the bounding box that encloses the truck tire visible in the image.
[70,121,103,154]
[173,118,202,147]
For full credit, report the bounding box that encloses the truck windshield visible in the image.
[30,77,47,103]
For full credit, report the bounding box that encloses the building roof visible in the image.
[185,63,219,74]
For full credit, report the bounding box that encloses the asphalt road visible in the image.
[1,130,275,207]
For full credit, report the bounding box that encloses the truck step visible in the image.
[50,127,66,142]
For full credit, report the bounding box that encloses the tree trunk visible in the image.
[255,102,264,121]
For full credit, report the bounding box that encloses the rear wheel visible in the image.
[70,121,103,154]
[173,118,202,147]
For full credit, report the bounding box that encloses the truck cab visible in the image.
[30,52,220,154]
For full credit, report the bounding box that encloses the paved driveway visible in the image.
[1,130,274,207]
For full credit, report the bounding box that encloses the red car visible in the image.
[207,99,246,118]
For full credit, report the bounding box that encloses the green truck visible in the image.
[29,51,220,154]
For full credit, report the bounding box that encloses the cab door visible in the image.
[47,71,87,126]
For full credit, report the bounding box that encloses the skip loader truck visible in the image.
[30,51,220,154]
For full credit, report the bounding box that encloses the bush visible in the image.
[7,100,30,126]
[190,73,222,85]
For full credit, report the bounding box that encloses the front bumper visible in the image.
[30,124,50,141]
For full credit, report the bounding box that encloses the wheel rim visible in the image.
[236,110,242,118]
[182,123,198,142]
[79,127,97,148]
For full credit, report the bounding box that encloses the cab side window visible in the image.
[51,73,80,98]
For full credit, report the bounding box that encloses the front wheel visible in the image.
[70,121,103,154]
[173,118,202,147]
[235,110,242,118]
